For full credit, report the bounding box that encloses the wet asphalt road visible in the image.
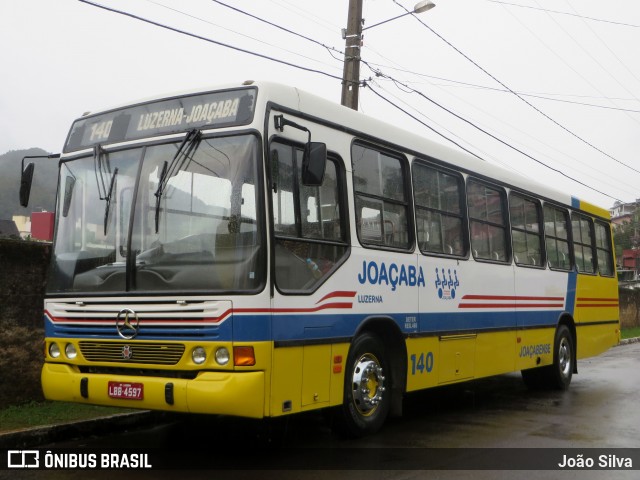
[12,341,640,479]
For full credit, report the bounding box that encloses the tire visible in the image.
[547,324,574,390]
[334,332,391,437]
[521,324,574,390]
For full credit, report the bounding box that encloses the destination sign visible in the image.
[64,87,256,152]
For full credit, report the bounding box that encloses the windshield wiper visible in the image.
[94,145,118,235]
[154,128,202,233]
[104,167,118,236]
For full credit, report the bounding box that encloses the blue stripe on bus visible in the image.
[565,271,577,316]
[45,309,565,342]
[571,196,580,208]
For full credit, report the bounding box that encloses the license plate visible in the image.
[108,381,144,400]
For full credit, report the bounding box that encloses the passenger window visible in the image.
[271,141,348,292]
[467,180,509,262]
[572,213,596,274]
[413,162,466,256]
[544,205,572,271]
[352,144,411,249]
[595,221,614,277]
[510,193,543,267]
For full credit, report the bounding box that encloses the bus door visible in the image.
[268,131,349,415]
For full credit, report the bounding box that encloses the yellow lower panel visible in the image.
[475,331,515,378]
[576,322,620,359]
[269,343,349,417]
[515,328,555,371]
[41,363,265,418]
[405,337,439,392]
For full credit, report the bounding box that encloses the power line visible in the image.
[78,0,344,82]
[265,0,341,35]
[210,0,344,58]
[371,80,527,174]
[486,0,640,28]
[76,0,625,202]
[563,0,640,105]
[362,59,640,113]
[365,80,486,161]
[393,0,640,176]
[366,59,640,198]
[143,0,342,73]
[365,63,622,202]
[505,0,640,129]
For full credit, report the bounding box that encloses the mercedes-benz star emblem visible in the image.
[116,308,140,340]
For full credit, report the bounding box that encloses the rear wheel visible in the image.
[521,324,574,390]
[549,324,574,389]
[334,332,391,437]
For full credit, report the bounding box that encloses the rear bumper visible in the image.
[42,363,265,418]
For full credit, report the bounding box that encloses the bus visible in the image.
[20,81,620,437]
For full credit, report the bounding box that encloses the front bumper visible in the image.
[41,363,265,418]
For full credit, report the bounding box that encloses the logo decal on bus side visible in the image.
[434,268,460,300]
[357,260,426,291]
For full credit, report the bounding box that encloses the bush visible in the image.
[0,323,45,408]
[619,288,640,329]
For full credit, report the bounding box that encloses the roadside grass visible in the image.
[1,327,638,433]
[621,326,640,340]
[0,401,136,433]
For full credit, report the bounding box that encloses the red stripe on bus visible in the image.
[316,291,357,304]
[458,303,564,309]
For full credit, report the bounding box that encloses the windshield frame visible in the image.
[46,129,267,298]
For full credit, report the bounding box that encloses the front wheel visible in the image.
[334,332,391,437]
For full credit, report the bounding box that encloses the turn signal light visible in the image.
[233,346,255,366]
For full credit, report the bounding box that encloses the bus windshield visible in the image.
[48,133,264,294]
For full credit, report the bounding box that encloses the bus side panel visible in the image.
[405,337,439,392]
[514,328,555,371]
[417,254,517,386]
[574,274,620,358]
[475,330,518,378]
[269,343,349,416]
[270,345,304,416]
[513,266,567,371]
[576,323,620,359]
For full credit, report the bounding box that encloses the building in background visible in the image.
[610,200,639,229]
[31,211,54,241]
[12,215,31,238]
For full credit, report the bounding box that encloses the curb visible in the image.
[0,411,165,449]
[618,336,640,345]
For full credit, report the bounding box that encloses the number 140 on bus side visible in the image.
[410,352,434,375]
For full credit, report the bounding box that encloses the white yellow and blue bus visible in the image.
[21,81,619,436]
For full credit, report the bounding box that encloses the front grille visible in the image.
[45,298,233,340]
[79,341,185,365]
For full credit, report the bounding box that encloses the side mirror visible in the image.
[301,142,327,186]
[19,162,35,207]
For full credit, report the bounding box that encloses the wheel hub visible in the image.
[351,354,386,415]
[558,337,571,378]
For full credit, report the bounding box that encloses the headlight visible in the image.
[192,347,207,365]
[49,342,61,358]
[65,343,77,359]
[215,347,230,366]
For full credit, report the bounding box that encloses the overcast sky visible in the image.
[2,0,639,209]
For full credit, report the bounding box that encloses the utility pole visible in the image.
[341,0,363,110]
